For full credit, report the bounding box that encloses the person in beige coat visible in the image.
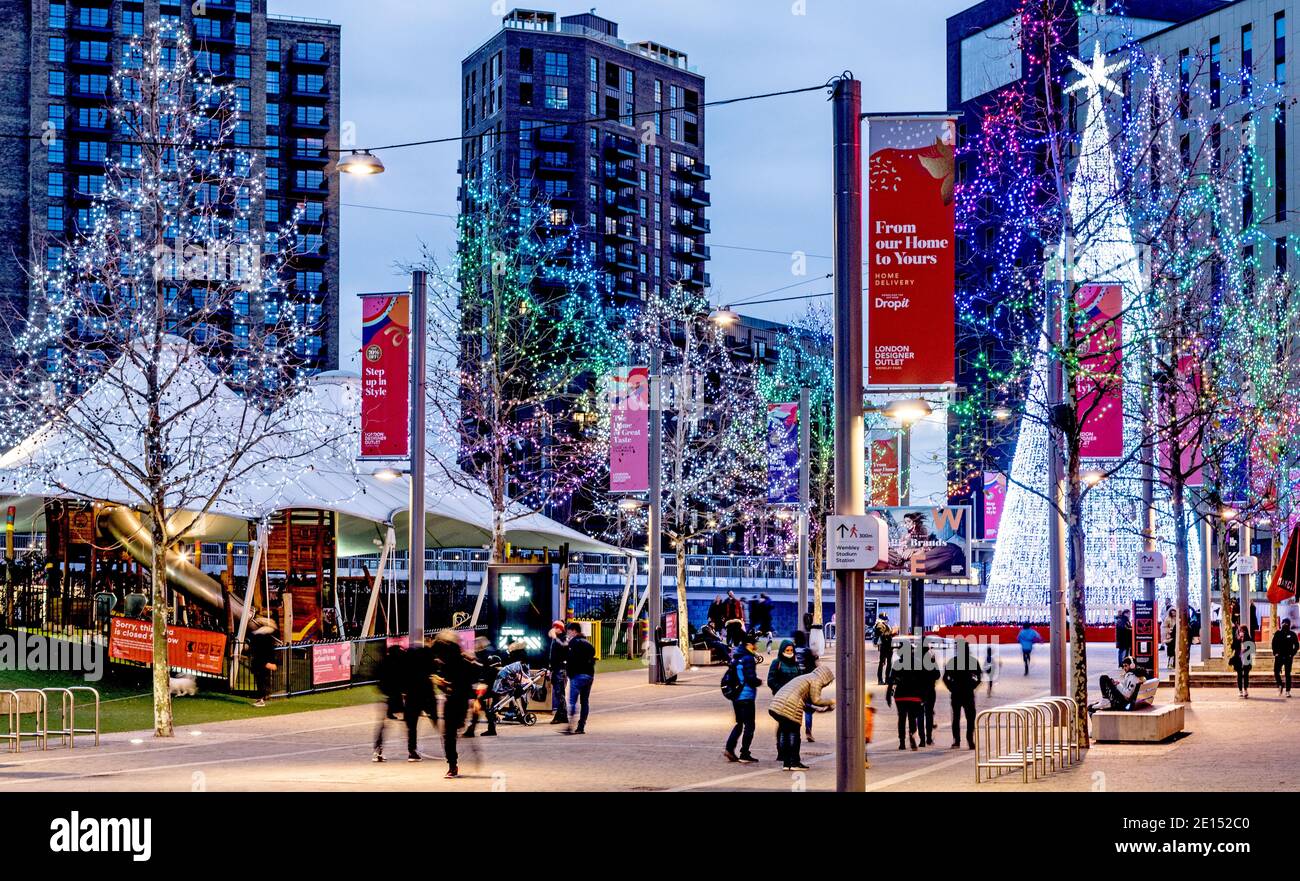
[768,665,834,770]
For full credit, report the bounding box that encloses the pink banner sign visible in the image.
[1158,354,1205,487]
[311,642,352,686]
[1075,284,1124,459]
[982,471,1006,540]
[360,294,410,459]
[610,367,650,493]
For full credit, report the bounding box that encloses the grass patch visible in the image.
[0,669,381,735]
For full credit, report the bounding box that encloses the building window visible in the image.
[1210,36,1221,107]
[1277,12,1288,84]
[46,205,64,232]
[235,54,251,79]
[545,85,569,109]
[1243,24,1254,96]
[49,2,66,28]
[544,51,568,78]
[47,172,64,197]
[122,10,143,35]
[295,74,325,93]
[1178,49,1190,119]
[48,36,65,63]
[49,71,65,97]
[1277,104,1288,220]
[266,38,281,63]
[234,21,251,48]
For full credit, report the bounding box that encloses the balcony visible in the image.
[674,215,710,235]
[604,194,637,216]
[604,225,636,244]
[292,46,331,67]
[536,156,574,176]
[605,135,637,160]
[678,161,711,181]
[535,126,575,146]
[192,27,235,46]
[676,186,711,208]
[681,272,711,289]
[290,113,330,132]
[608,250,637,272]
[291,148,331,166]
[68,12,113,34]
[674,242,710,262]
[605,163,638,187]
[540,187,576,204]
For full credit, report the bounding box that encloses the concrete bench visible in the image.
[1092,703,1185,743]
[690,649,726,666]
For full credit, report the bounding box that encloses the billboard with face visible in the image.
[864,505,973,582]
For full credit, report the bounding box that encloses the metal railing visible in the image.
[975,697,1079,784]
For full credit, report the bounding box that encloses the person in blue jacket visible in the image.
[1017,623,1044,676]
[723,633,762,764]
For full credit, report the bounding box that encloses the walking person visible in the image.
[431,631,476,780]
[792,630,820,742]
[708,595,726,633]
[547,621,570,725]
[919,640,940,746]
[767,639,802,695]
[722,633,761,763]
[372,643,406,762]
[983,644,998,697]
[886,642,926,751]
[564,622,596,735]
[875,613,894,684]
[1230,624,1255,699]
[1115,609,1133,667]
[248,624,278,708]
[1017,623,1043,676]
[752,593,775,652]
[942,639,982,750]
[402,637,438,762]
[1162,602,1178,669]
[465,637,501,738]
[1273,618,1298,698]
[768,666,835,771]
[723,591,746,646]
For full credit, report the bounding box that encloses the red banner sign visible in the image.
[360,294,410,459]
[867,116,957,385]
[311,642,352,686]
[1075,284,1124,459]
[609,367,650,493]
[108,618,228,675]
[982,471,1007,540]
[870,437,900,507]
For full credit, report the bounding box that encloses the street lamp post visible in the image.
[797,388,810,625]
[831,75,866,794]
[408,270,428,649]
[647,345,664,685]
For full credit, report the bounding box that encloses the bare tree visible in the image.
[0,23,333,737]
[419,173,620,562]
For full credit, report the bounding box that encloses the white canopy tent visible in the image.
[0,340,619,557]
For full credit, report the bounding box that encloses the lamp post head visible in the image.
[883,398,933,426]
[338,150,386,176]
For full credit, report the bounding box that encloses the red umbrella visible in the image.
[1267,530,1300,604]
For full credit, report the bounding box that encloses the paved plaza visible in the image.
[0,642,1293,793]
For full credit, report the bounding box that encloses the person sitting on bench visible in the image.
[695,622,730,661]
[1091,657,1146,712]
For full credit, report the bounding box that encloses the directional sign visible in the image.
[826,515,887,570]
[1138,551,1166,580]
[1235,555,1259,576]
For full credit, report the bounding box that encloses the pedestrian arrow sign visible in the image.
[826,515,887,570]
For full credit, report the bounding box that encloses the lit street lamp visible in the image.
[338,150,386,176]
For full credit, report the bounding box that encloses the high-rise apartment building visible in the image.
[460,9,710,309]
[0,0,341,373]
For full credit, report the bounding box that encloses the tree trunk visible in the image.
[1171,479,1192,703]
[1066,469,1090,748]
[673,539,690,657]
[150,512,174,738]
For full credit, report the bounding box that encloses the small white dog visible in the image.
[169,676,198,697]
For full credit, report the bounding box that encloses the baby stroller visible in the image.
[492,661,540,726]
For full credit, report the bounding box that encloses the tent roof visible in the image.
[0,344,620,557]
